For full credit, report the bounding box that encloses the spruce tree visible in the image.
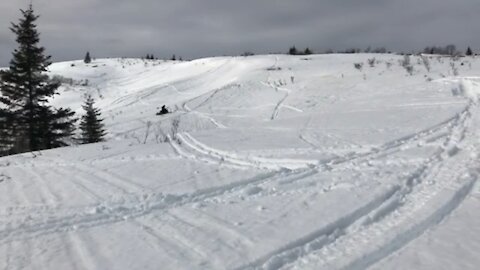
[289,46,298,55]
[40,107,76,148]
[466,47,473,56]
[79,95,106,144]
[0,108,14,156]
[0,5,76,153]
[84,51,92,63]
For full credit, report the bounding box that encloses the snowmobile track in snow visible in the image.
[0,102,469,248]
[0,168,316,245]
[173,132,318,170]
[242,100,478,270]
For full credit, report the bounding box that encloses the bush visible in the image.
[401,55,414,75]
[420,55,431,72]
[51,75,74,86]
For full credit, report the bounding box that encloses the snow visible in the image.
[1,53,480,269]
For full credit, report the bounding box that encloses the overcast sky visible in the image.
[0,0,479,66]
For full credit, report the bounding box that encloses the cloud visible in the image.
[0,0,479,66]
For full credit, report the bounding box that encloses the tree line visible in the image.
[286,45,475,56]
[0,6,106,157]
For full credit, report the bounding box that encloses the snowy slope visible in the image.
[1,54,479,269]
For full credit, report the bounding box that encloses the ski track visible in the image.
[132,218,201,263]
[71,162,146,194]
[10,171,31,206]
[324,103,470,171]
[245,99,478,270]
[4,239,12,270]
[191,209,256,247]
[51,166,104,201]
[259,81,291,121]
[174,132,318,171]
[1,75,478,269]
[0,169,313,245]
[172,104,459,174]
[110,64,236,137]
[168,211,242,253]
[68,232,100,270]
[62,234,82,270]
[235,185,402,270]
[0,100,462,241]
[191,110,227,129]
[3,171,19,207]
[189,83,242,111]
[148,214,213,262]
[271,90,289,120]
[179,84,241,129]
[27,169,62,205]
[108,60,231,109]
[18,238,34,270]
[262,56,290,121]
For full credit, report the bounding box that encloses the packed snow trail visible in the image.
[1,167,321,244]
[1,54,480,269]
[274,79,480,270]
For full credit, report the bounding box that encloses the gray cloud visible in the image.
[1,0,479,66]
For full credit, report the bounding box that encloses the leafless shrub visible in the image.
[401,55,414,75]
[143,121,152,144]
[154,125,168,143]
[354,63,363,71]
[51,75,74,86]
[420,55,431,72]
[171,118,180,140]
[450,62,459,76]
[405,65,414,75]
[130,121,153,144]
[401,55,411,66]
[368,58,376,67]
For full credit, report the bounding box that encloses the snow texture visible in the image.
[0,54,479,269]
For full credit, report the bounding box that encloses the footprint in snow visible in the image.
[244,186,263,196]
[0,174,11,183]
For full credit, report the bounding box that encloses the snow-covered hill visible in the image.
[1,54,479,269]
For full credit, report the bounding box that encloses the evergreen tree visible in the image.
[0,5,76,154]
[466,47,473,56]
[40,107,76,148]
[79,95,106,144]
[171,54,176,61]
[84,51,92,63]
[289,46,298,55]
[0,108,14,156]
[304,48,313,55]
